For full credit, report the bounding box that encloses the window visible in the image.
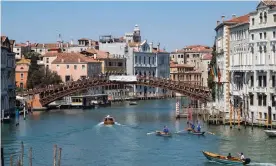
[20,73,24,79]
[109,62,112,66]
[250,94,254,105]
[263,95,267,106]
[118,62,123,66]
[57,65,59,69]
[260,13,263,23]
[250,76,254,87]
[139,56,141,63]
[259,112,262,119]
[272,95,276,107]
[74,65,77,70]
[264,32,266,39]
[251,18,255,25]
[274,14,276,22]
[264,113,267,120]
[152,57,155,64]
[258,95,262,106]
[259,46,262,53]
[20,83,23,88]
[258,76,262,87]
[65,75,70,82]
[46,58,49,63]
[272,75,276,87]
[273,31,275,38]
[82,65,85,69]
[135,56,137,63]
[273,114,276,120]
[46,65,49,69]
[263,75,267,87]
[259,33,262,39]
[67,65,69,69]
[144,57,146,64]
[251,34,254,40]
[264,12,267,22]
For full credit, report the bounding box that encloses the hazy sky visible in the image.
[2,1,258,51]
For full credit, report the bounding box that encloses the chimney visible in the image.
[232,14,236,18]
[157,42,160,52]
[176,49,178,52]
[89,40,91,48]
[70,39,74,46]
[26,41,29,46]
[149,42,153,53]
[61,59,64,63]
[93,54,97,59]
[78,58,80,63]
[43,44,45,48]
[221,15,225,21]
[217,21,220,25]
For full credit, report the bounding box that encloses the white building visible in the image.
[13,41,31,60]
[247,1,276,124]
[214,14,250,118]
[1,36,16,116]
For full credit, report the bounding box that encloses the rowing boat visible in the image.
[103,115,115,125]
[188,130,205,135]
[202,151,251,165]
[155,131,172,137]
[264,130,276,137]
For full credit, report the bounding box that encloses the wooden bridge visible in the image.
[19,76,212,108]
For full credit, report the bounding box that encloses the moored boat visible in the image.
[103,115,115,125]
[155,131,172,137]
[264,130,276,137]
[202,151,251,165]
[129,101,137,105]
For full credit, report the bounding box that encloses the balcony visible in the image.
[269,87,276,94]
[255,87,267,93]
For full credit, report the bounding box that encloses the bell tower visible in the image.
[133,24,141,42]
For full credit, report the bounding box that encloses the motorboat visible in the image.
[202,151,251,165]
[129,101,137,105]
[103,115,115,125]
[264,130,276,137]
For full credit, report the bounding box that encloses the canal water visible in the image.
[1,99,276,166]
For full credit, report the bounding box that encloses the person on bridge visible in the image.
[163,126,169,134]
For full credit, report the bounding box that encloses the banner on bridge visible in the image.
[109,75,137,82]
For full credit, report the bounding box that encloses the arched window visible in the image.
[251,18,255,25]
[264,45,267,53]
[273,45,276,52]
[259,46,262,53]
[153,71,155,77]
[139,71,142,76]
[259,13,263,23]
[264,12,267,22]
[144,71,146,76]
[135,70,138,75]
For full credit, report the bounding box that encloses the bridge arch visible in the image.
[24,76,211,106]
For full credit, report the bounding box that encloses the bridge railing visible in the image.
[18,75,210,95]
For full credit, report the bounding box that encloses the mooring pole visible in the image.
[1,147,4,166]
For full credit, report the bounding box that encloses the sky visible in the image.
[2,1,258,51]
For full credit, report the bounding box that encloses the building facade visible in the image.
[247,1,276,123]
[1,36,16,115]
[15,58,31,89]
[13,41,31,60]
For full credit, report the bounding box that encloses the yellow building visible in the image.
[81,48,126,75]
[15,58,31,89]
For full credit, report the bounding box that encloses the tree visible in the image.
[207,44,217,101]
[24,52,41,59]
[27,56,62,89]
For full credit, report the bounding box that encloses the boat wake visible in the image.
[249,163,276,166]
[95,122,124,126]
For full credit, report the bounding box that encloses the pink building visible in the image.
[49,53,101,82]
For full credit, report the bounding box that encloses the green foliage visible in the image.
[207,44,217,101]
[24,52,41,59]
[26,55,62,89]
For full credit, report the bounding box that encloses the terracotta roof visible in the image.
[202,53,212,60]
[16,58,31,64]
[262,0,276,6]
[225,14,250,23]
[152,47,168,53]
[52,53,100,64]
[81,48,109,59]
[182,45,212,53]
[31,43,59,49]
[43,52,60,57]
[15,43,29,47]
[170,63,194,68]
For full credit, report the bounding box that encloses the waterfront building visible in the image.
[213,14,250,119]
[170,45,212,87]
[15,58,31,89]
[13,41,31,60]
[170,62,202,85]
[50,52,101,82]
[1,36,16,115]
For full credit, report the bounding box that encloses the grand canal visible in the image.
[1,99,276,166]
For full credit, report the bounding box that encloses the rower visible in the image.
[226,153,232,159]
[239,152,245,160]
[197,124,201,132]
[191,123,195,131]
[163,126,169,134]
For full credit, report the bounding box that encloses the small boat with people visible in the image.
[189,131,205,135]
[103,115,115,125]
[202,151,251,165]
[155,126,172,137]
[264,130,276,137]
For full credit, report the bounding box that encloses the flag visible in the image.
[218,67,221,84]
[213,65,217,77]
